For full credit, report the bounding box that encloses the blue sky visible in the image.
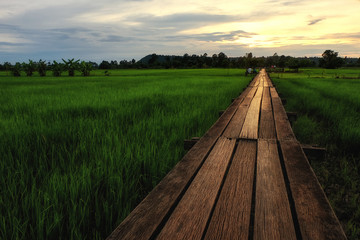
[1,0,359,63]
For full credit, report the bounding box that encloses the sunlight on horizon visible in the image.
[0,0,359,61]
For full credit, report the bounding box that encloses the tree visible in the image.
[278,55,287,68]
[3,62,11,75]
[99,60,111,69]
[286,58,300,70]
[245,52,256,68]
[62,58,80,76]
[11,62,22,77]
[52,61,63,77]
[38,59,47,77]
[79,61,93,76]
[320,50,343,69]
[211,54,218,67]
[218,52,229,68]
[149,54,159,67]
[22,60,36,76]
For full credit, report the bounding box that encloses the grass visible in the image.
[271,68,360,240]
[0,69,251,240]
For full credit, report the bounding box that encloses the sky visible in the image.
[1,0,360,63]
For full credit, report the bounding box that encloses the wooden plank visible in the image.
[156,137,236,240]
[247,85,258,97]
[255,139,297,240]
[301,144,326,160]
[258,72,265,87]
[279,140,347,240]
[259,87,276,139]
[270,87,295,140]
[270,86,279,98]
[204,140,257,240]
[264,73,273,87]
[249,75,260,87]
[222,87,256,138]
[106,90,246,240]
[239,87,263,139]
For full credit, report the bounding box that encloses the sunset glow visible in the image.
[1,0,359,61]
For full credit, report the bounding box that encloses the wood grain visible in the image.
[263,73,273,87]
[270,87,295,140]
[239,87,263,139]
[255,139,297,240]
[204,140,257,240]
[156,137,236,240]
[279,140,347,240]
[259,87,276,139]
[222,87,256,138]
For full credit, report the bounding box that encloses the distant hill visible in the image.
[139,54,178,64]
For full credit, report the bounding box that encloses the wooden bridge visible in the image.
[107,69,346,240]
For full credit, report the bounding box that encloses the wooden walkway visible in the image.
[107,69,347,240]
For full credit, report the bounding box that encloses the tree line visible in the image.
[1,50,359,77]
[0,59,95,77]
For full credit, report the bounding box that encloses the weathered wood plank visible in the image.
[270,87,295,140]
[255,139,297,240]
[239,87,263,139]
[106,88,247,240]
[301,144,326,160]
[249,76,259,87]
[264,73,273,87]
[156,137,236,240]
[279,140,347,240]
[222,87,255,138]
[259,87,276,139]
[204,140,256,240]
[258,72,265,87]
[270,86,279,98]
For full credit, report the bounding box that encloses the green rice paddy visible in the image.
[0,69,250,239]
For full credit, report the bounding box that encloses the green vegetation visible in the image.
[320,50,343,69]
[0,69,250,240]
[271,68,360,240]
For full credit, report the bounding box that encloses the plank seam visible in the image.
[247,139,258,240]
[220,86,253,138]
[149,136,224,240]
[239,86,260,139]
[277,141,303,240]
[200,141,239,240]
[257,87,264,140]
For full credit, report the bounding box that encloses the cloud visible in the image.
[1,0,360,62]
[264,0,313,6]
[308,18,324,25]
[324,32,360,39]
[164,30,256,42]
[0,41,25,46]
[129,13,242,32]
[101,35,135,42]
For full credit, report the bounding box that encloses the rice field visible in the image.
[2,67,359,240]
[0,69,251,240]
[271,68,360,240]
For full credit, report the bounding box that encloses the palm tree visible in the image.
[52,61,63,77]
[38,59,47,77]
[79,61,93,76]
[11,62,22,77]
[62,58,80,76]
[22,60,36,76]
